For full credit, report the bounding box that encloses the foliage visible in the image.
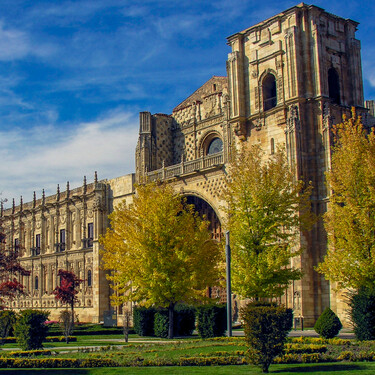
[52,269,83,327]
[133,306,156,336]
[0,310,16,344]
[349,286,375,340]
[314,307,342,339]
[316,110,375,289]
[154,310,169,338]
[196,304,226,338]
[100,182,223,338]
[223,144,313,300]
[241,302,293,373]
[0,221,30,306]
[59,310,74,343]
[14,310,49,350]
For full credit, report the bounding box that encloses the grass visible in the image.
[1,363,375,374]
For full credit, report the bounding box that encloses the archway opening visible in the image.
[185,195,225,302]
[185,195,222,240]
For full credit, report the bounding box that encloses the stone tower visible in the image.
[226,3,367,323]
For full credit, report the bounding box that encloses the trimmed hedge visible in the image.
[196,304,226,338]
[0,358,119,368]
[154,311,169,338]
[349,287,375,340]
[133,307,156,336]
[1,336,77,344]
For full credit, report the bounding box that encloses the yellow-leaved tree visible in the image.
[223,144,313,300]
[316,109,375,289]
[100,182,223,338]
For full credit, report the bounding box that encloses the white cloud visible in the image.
[0,109,138,204]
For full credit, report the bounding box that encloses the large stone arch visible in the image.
[183,192,223,240]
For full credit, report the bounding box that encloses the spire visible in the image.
[94,171,98,183]
[0,201,3,217]
[56,184,60,201]
[12,198,15,213]
[66,181,70,199]
[42,189,45,206]
[20,196,23,212]
[83,176,87,194]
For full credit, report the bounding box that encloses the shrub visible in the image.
[241,302,293,373]
[14,310,50,350]
[133,306,156,336]
[154,310,169,338]
[349,287,375,340]
[0,310,17,345]
[196,304,226,338]
[174,304,196,336]
[314,307,342,339]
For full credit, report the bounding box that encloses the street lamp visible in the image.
[226,231,232,337]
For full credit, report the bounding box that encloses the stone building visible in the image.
[0,174,134,322]
[0,3,373,324]
[135,3,373,325]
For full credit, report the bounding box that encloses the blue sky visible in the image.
[1,0,374,206]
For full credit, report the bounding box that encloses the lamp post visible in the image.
[226,231,232,337]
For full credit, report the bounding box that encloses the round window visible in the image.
[207,138,223,155]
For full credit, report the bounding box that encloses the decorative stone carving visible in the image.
[323,102,333,131]
[285,105,301,134]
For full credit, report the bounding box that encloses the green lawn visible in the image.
[0,363,375,374]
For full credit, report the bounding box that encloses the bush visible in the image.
[154,310,169,338]
[14,310,50,350]
[241,302,293,373]
[174,304,196,336]
[349,287,375,340]
[133,306,156,336]
[196,304,226,338]
[0,310,17,344]
[314,307,342,339]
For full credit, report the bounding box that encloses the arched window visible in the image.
[87,270,92,287]
[207,138,223,155]
[263,73,277,111]
[35,276,38,290]
[328,68,340,104]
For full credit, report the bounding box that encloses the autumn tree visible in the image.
[223,144,313,300]
[0,211,30,307]
[316,110,375,289]
[100,182,223,339]
[52,270,83,328]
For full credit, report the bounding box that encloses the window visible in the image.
[88,223,94,248]
[35,276,38,290]
[14,238,19,251]
[262,73,277,111]
[207,138,223,155]
[35,234,41,255]
[60,229,66,251]
[87,270,92,287]
[328,67,340,104]
[270,138,275,155]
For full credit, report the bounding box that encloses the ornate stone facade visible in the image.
[0,4,373,324]
[0,174,134,322]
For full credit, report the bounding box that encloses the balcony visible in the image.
[146,152,224,182]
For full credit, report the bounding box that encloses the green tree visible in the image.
[100,182,223,339]
[316,109,375,289]
[223,144,313,300]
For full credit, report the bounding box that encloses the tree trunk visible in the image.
[168,302,175,339]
